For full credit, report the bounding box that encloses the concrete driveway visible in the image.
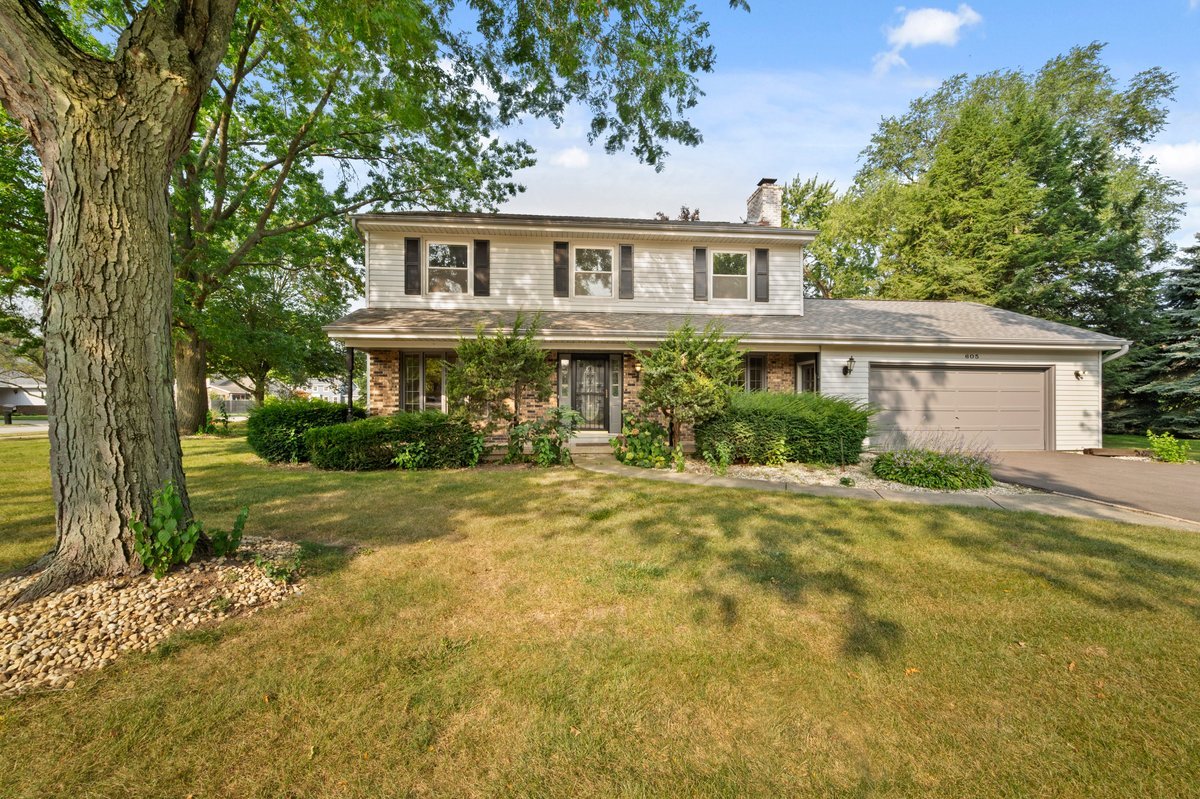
[993,452,1200,524]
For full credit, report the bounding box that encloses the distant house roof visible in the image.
[325,300,1127,350]
[0,371,46,390]
[353,211,816,242]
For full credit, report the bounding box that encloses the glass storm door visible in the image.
[572,357,609,431]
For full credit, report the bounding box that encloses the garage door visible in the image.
[869,366,1049,451]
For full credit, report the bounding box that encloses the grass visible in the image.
[1104,433,1200,461]
[3,436,1200,797]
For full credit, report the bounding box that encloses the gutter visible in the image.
[1101,342,1130,363]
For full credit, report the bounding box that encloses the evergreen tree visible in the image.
[1136,235,1200,436]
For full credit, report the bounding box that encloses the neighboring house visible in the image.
[206,378,255,414]
[296,377,350,404]
[0,372,47,414]
[325,179,1129,451]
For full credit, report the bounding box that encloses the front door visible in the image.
[572,357,608,431]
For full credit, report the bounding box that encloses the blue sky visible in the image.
[499,1,1200,247]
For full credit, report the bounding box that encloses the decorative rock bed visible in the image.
[685,453,1038,495]
[0,536,303,697]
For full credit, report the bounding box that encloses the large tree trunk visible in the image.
[0,0,239,603]
[24,115,191,600]
[175,326,210,435]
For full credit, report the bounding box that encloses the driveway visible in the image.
[993,452,1200,524]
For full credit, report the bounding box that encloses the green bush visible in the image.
[247,398,362,463]
[304,411,486,471]
[695,392,873,466]
[611,413,672,469]
[508,408,584,466]
[1146,429,1190,463]
[871,448,994,490]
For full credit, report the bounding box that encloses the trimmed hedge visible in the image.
[247,398,363,463]
[871,448,994,490]
[695,391,873,466]
[304,411,485,471]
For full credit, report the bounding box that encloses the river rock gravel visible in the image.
[0,536,303,697]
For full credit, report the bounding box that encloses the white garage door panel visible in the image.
[869,366,1048,451]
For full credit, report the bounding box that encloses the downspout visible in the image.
[1098,342,1130,449]
[1102,342,1130,364]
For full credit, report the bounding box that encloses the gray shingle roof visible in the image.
[326,300,1126,349]
[353,210,815,237]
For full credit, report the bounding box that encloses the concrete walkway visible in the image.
[574,455,1200,533]
[993,451,1200,524]
[0,420,48,438]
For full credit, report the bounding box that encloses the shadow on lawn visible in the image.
[566,481,910,662]
[934,511,1200,618]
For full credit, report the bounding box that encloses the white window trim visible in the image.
[710,249,752,301]
[425,240,473,296]
[571,243,617,300]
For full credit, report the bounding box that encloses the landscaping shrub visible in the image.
[1146,429,1190,463]
[247,398,362,463]
[508,408,584,466]
[611,413,673,468]
[871,448,994,490]
[305,411,485,471]
[694,392,873,466]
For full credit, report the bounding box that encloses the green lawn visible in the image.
[3,436,1200,797]
[1104,433,1200,460]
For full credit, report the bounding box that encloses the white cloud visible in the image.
[874,4,982,76]
[548,146,591,169]
[1149,140,1200,178]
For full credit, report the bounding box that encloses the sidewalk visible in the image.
[574,455,1200,533]
[0,421,48,438]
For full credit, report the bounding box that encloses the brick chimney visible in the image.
[746,178,782,227]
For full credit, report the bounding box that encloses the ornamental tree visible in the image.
[447,313,554,436]
[635,322,744,445]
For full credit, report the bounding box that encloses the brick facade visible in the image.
[766,353,794,393]
[366,350,400,415]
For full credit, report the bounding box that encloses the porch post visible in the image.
[345,347,356,421]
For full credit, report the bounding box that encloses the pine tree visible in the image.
[1136,235,1200,435]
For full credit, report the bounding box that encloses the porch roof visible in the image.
[325,300,1127,351]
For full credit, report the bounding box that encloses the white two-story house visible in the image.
[325,179,1129,451]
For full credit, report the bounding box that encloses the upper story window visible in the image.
[712,251,750,299]
[574,246,614,297]
[427,242,469,294]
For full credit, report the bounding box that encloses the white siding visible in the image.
[366,233,805,316]
[819,346,1103,451]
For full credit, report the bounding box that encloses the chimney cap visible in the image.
[757,177,778,187]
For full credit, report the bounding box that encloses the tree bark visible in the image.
[0,0,239,603]
[175,326,210,435]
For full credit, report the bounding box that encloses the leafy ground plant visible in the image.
[872,448,994,490]
[611,413,672,468]
[131,482,249,577]
[1146,430,1191,463]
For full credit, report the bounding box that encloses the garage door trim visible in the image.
[868,363,1055,451]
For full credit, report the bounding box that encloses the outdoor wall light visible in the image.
[843,356,856,376]
[1074,370,1085,381]
[633,360,643,381]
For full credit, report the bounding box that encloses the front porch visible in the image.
[364,349,817,435]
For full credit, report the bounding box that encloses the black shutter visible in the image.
[553,241,569,298]
[618,244,634,299]
[473,239,490,297]
[754,248,769,303]
[404,237,420,295]
[693,247,708,301]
